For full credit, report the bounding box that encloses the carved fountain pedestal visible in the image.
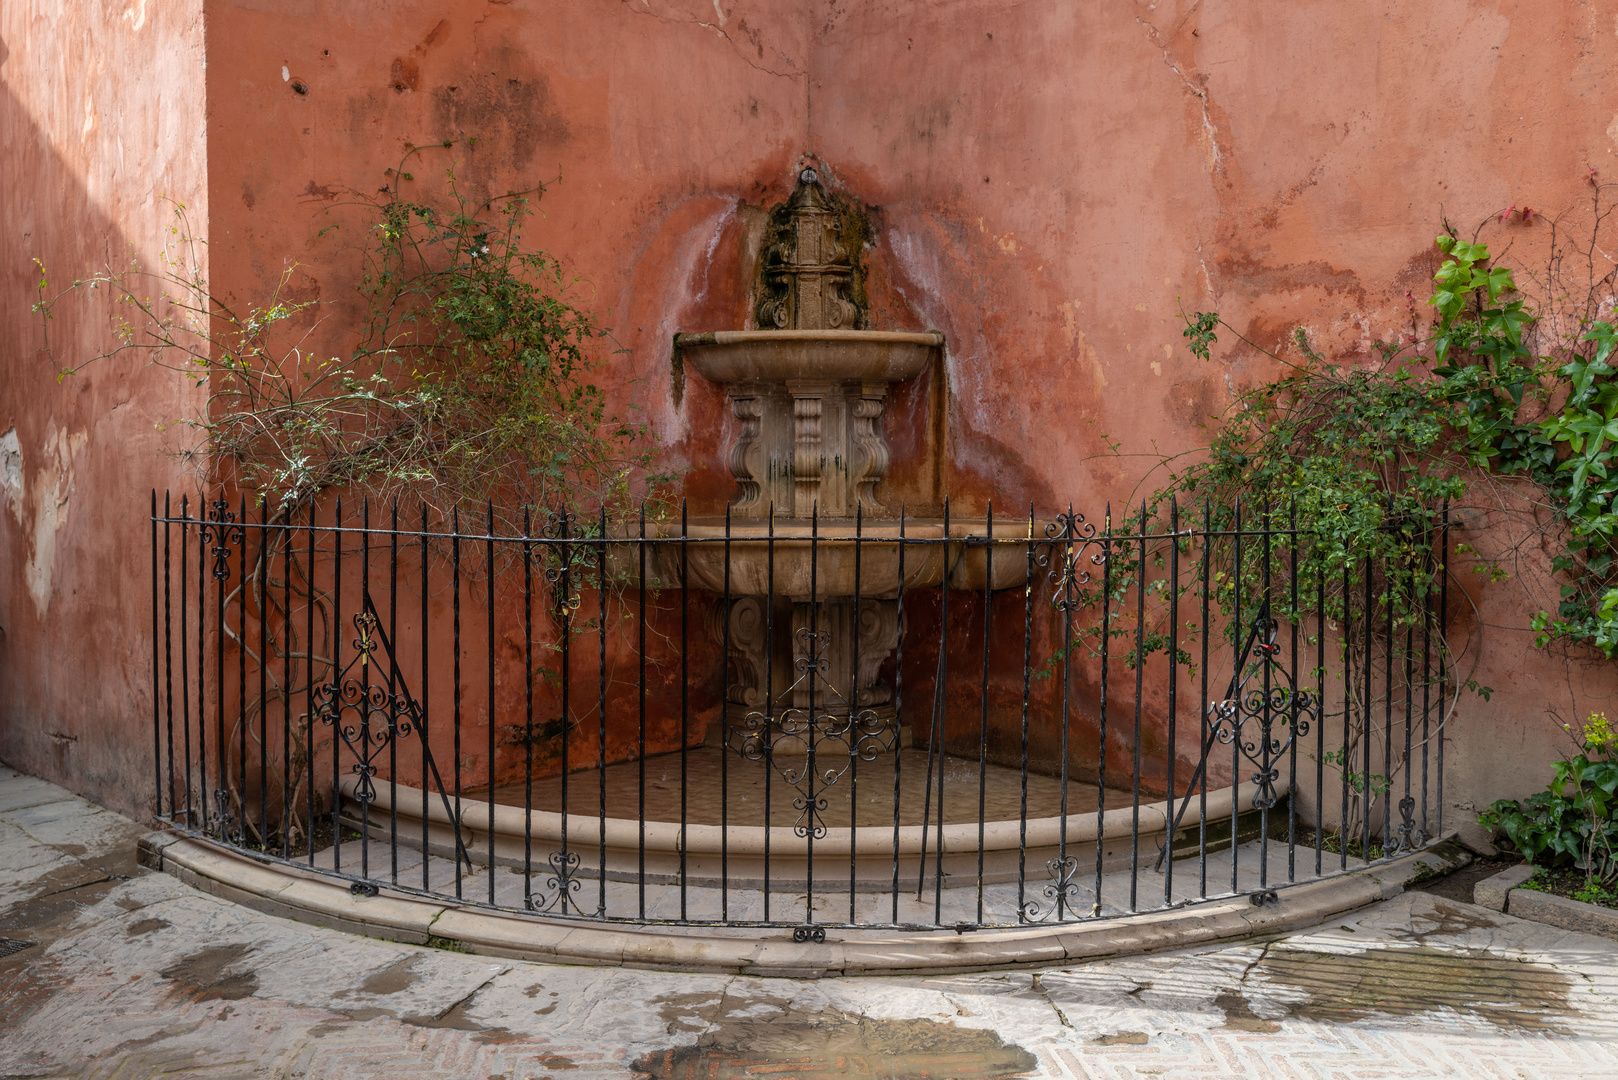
[675,328,944,749]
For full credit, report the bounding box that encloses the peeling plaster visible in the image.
[0,429,22,521]
[21,426,88,618]
[1059,300,1080,347]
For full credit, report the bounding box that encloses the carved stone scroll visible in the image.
[790,385,826,517]
[727,393,765,515]
[851,389,890,515]
[719,597,768,709]
[855,599,900,707]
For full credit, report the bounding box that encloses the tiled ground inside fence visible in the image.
[306,835,1343,928]
[473,745,1127,828]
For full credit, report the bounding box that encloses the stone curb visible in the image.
[1507,883,1618,941]
[1472,863,1535,911]
[142,833,1469,976]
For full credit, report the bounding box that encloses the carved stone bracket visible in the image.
[855,598,900,707]
[718,596,768,709]
[727,391,765,515]
[712,596,901,735]
[788,381,828,517]
[851,383,890,515]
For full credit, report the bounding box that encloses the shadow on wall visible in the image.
[0,37,197,819]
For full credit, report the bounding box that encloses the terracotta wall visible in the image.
[11,0,1618,848]
[0,1,208,818]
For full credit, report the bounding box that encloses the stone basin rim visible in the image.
[673,329,946,347]
[341,773,1285,856]
[633,517,1034,539]
[674,329,943,384]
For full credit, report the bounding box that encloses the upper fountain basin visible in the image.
[674,329,943,385]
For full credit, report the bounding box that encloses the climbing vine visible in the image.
[1152,197,1618,660]
[1063,187,1618,843]
[35,142,664,525]
[32,143,666,851]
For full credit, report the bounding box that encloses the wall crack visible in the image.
[617,0,804,81]
[1135,13,1224,175]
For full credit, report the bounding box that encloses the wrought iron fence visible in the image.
[147,492,1451,932]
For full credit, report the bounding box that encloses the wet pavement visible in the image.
[3,763,1617,1079]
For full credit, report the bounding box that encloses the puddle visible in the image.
[357,954,422,996]
[0,855,133,936]
[405,996,522,1045]
[638,994,1037,1079]
[1091,1030,1149,1045]
[1214,990,1280,1033]
[160,943,260,1001]
[1409,856,1515,906]
[1256,944,1574,1033]
[1402,898,1506,942]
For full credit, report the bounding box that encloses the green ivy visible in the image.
[34,144,665,527]
[1158,224,1618,660]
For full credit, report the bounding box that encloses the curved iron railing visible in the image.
[146,492,1450,933]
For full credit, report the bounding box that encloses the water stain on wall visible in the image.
[6,424,88,619]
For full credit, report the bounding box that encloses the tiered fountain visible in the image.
[348,168,1257,910]
[672,168,1019,768]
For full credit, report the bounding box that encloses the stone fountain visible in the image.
[672,168,1020,763]
[351,168,1249,894]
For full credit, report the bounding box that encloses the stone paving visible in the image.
[3,763,1618,1079]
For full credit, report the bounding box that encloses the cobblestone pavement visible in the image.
[3,763,1617,1079]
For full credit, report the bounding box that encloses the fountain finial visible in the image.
[756,168,863,331]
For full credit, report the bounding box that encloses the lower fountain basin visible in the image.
[340,768,1285,890]
[631,518,1032,598]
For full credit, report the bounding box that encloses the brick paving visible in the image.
[3,763,1617,1079]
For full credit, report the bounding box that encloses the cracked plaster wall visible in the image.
[800,0,1618,847]
[20,0,1617,842]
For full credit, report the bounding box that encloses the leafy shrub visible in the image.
[34,144,662,525]
[1480,713,1618,885]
